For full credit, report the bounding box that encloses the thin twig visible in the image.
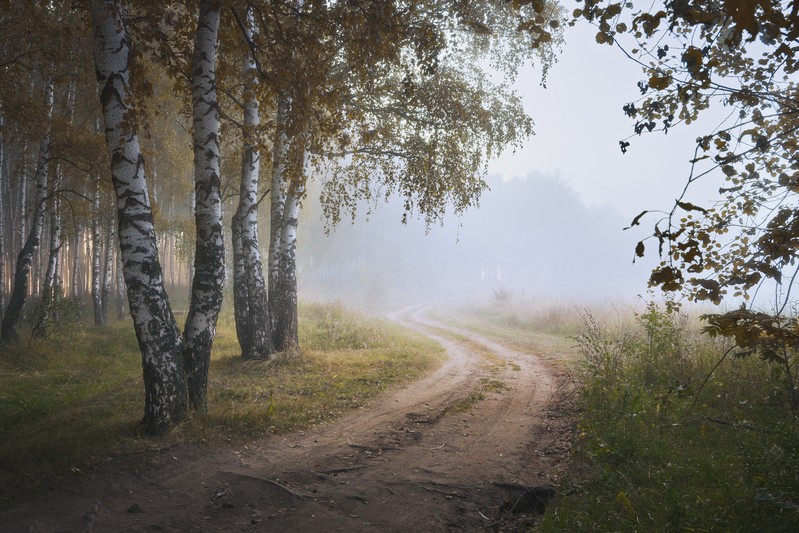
[680,345,735,422]
[701,415,774,434]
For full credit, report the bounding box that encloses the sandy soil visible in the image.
[1,306,575,532]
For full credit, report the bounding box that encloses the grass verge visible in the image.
[538,302,799,532]
[0,301,443,508]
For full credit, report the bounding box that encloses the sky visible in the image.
[487,22,726,219]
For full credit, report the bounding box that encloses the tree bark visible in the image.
[70,225,82,313]
[1,79,53,343]
[116,236,125,320]
[184,0,225,413]
[231,207,251,354]
[100,219,114,323]
[17,141,27,251]
[0,108,5,325]
[272,178,304,352]
[32,195,62,338]
[233,6,273,359]
[91,0,187,435]
[91,177,103,325]
[268,93,289,304]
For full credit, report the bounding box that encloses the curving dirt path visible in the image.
[1,306,575,532]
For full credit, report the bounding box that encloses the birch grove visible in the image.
[0,0,560,434]
[1,79,53,343]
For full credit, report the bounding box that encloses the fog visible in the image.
[292,23,727,312]
[297,171,657,309]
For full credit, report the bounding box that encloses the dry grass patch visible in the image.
[0,302,443,508]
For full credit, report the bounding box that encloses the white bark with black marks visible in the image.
[70,227,82,303]
[1,79,53,343]
[91,177,103,325]
[231,207,251,353]
[268,94,289,302]
[184,0,224,412]
[32,195,62,338]
[272,179,304,351]
[233,6,272,359]
[100,220,114,323]
[17,143,26,251]
[0,108,5,324]
[116,237,125,320]
[91,0,187,435]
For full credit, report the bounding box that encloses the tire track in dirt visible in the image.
[3,306,574,532]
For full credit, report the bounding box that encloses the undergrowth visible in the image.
[0,301,442,508]
[539,301,799,532]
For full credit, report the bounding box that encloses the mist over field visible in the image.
[298,171,655,308]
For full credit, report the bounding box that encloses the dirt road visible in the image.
[2,307,574,532]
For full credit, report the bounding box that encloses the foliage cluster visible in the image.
[0,302,442,508]
[540,302,799,532]
[574,0,799,305]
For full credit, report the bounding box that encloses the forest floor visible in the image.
[0,306,577,532]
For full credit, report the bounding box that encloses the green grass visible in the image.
[0,301,443,508]
[429,303,577,365]
[446,299,588,337]
[536,303,799,532]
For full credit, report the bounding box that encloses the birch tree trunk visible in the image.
[268,93,289,303]
[70,227,82,310]
[17,144,27,251]
[233,7,272,359]
[0,108,5,325]
[32,195,61,338]
[231,207,251,353]
[91,0,187,435]
[184,0,224,412]
[116,240,125,320]
[91,177,103,325]
[272,178,304,351]
[1,79,53,343]
[100,220,114,323]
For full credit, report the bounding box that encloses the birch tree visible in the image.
[0,108,5,325]
[1,79,53,343]
[272,176,304,350]
[100,220,113,323]
[231,6,273,359]
[91,176,103,325]
[248,0,550,350]
[31,194,62,338]
[268,93,290,307]
[184,0,225,412]
[91,0,187,434]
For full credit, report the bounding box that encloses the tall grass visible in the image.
[539,301,799,532]
[0,302,442,508]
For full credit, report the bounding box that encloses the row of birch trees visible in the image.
[0,0,561,434]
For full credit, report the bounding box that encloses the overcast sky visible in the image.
[487,22,726,219]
